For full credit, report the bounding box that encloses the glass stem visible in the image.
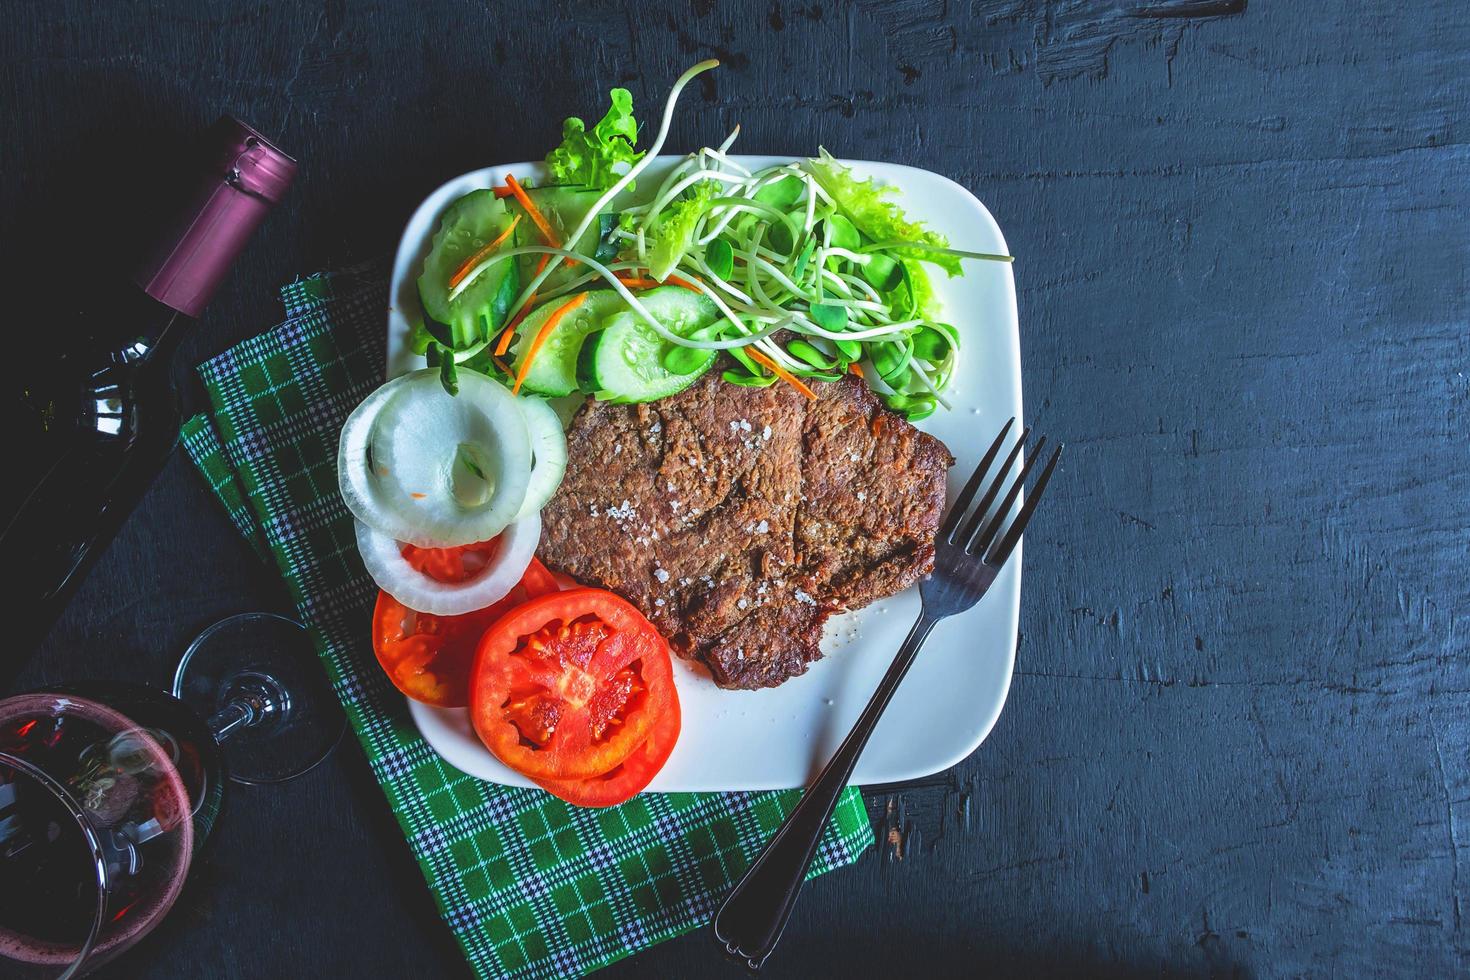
[208,699,255,744]
[206,672,290,746]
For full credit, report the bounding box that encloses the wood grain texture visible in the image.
[3,0,1467,976]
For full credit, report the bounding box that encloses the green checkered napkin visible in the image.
[179,265,873,979]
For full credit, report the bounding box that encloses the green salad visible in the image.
[409,60,1011,421]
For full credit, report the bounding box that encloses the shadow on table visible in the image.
[2,74,196,314]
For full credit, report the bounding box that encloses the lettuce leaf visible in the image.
[899,259,942,322]
[544,88,644,190]
[644,180,718,281]
[802,148,962,277]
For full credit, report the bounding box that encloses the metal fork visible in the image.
[712,419,1063,970]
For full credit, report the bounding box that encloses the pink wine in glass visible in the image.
[0,693,193,974]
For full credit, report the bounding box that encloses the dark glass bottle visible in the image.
[1,118,295,664]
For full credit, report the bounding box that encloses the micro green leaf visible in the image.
[705,237,734,280]
[787,339,837,370]
[808,303,849,332]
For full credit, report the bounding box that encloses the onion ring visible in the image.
[354,513,540,616]
[339,369,530,547]
[516,397,568,519]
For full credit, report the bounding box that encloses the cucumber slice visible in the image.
[507,186,619,293]
[417,190,520,350]
[581,287,720,403]
[507,290,626,397]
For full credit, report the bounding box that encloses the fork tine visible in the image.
[939,417,1014,543]
[968,435,1047,556]
[953,426,1029,548]
[983,442,1064,566]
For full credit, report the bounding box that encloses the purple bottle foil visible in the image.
[135,117,296,317]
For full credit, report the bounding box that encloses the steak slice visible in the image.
[538,372,953,689]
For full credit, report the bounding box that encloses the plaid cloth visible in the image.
[179,266,873,979]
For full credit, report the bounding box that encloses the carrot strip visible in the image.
[494,254,554,357]
[492,356,513,377]
[492,185,514,198]
[513,292,588,395]
[505,174,559,246]
[448,215,522,289]
[616,270,703,294]
[492,325,515,357]
[747,347,817,401]
[848,361,865,378]
[664,273,704,294]
[492,324,517,357]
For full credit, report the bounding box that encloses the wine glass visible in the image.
[171,612,344,785]
[0,612,343,977]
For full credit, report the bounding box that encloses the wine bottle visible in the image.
[1,117,295,665]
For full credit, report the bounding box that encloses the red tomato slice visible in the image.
[399,538,501,583]
[532,692,680,807]
[470,588,675,780]
[518,558,560,600]
[372,557,561,707]
[518,557,561,598]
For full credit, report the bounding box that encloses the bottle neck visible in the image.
[122,308,189,369]
[135,179,272,319]
[70,282,192,362]
[134,118,296,319]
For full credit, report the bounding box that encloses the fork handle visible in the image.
[713,611,940,969]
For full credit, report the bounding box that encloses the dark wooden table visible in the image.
[6,1,1467,976]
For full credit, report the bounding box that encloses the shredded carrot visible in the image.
[505,174,558,246]
[665,272,704,292]
[492,324,517,357]
[513,292,588,395]
[448,214,522,289]
[410,492,427,499]
[848,362,865,378]
[747,347,817,401]
[492,356,513,377]
[493,255,554,357]
[615,271,704,294]
[492,185,514,198]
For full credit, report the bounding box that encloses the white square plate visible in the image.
[385,156,1021,791]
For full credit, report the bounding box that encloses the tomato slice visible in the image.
[372,557,561,707]
[532,692,680,807]
[470,588,675,780]
[518,557,560,599]
[399,538,501,583]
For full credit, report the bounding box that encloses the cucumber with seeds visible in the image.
[506,185,623,293]
[507,290,627,397]
[416,190,520,351]
[578,287,719,403]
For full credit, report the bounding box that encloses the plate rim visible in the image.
[387,154,1023,791]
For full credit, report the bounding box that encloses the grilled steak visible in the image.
[539,372,953,689]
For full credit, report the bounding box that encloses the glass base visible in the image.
[172,613,344,784]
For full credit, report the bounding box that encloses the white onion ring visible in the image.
[354,513,540,616]
[338,369,530,548]
[516,397,568,519]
